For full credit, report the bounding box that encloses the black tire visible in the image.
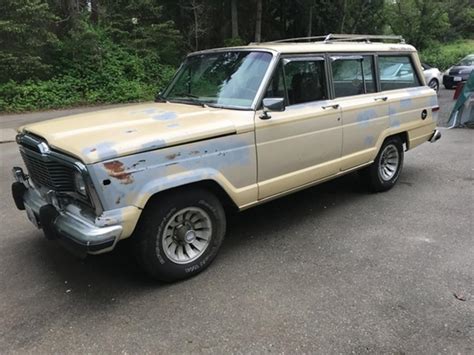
[132,188,226,282]
[428,79,439,93]
[360,136,404,193]
[444,84,453,90]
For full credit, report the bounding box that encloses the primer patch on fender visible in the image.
[152,112,177,121]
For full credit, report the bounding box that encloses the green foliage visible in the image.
[0,0,473,112]
[0,23,175,112]
[103,0,183,65]
[420,40,474,70]
[384,0,451,50]
[223,37,246,47]
[0,0,58,82]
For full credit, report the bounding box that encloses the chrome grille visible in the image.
[20,147,75,192]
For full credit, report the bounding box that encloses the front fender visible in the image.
[87,132,258,212]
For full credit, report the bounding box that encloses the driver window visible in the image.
[265,59,328,105]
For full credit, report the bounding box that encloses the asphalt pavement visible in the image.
[0,89,472,353]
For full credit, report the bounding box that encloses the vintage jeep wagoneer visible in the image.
[12,34,441,281]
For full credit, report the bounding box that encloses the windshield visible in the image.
[457,55,474,66]
[164,51,273,109]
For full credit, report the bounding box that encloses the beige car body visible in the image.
[14,41,439,253]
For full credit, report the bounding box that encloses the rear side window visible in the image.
[331,55,376,98]
[378,55,421,91]
[265,58,328,105]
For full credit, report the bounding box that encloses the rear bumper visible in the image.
[12,168,123,257]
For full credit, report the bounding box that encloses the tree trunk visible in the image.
[193,1,199,50]
[307,3,313,37]
[255,0,263,42]
[90,0,99,25]
[340,0,347,33]
[231,0,239,38]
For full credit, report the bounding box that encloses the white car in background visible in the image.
[422,63,442,92]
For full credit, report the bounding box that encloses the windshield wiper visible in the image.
[173,92,199,98]
[168,98,207,108]
[155,93,168,103]
[204,102,226,109]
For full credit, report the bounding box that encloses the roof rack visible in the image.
[267,33,405,44]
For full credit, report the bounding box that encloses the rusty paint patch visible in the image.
[103,160,134,184]
[90,148,97,153]
[115,196,121,204]
[189,150,200,156]
[166,153,181,160]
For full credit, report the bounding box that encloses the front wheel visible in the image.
[360,136,404,192]
[428,79,439,93]
[132,188,226,282]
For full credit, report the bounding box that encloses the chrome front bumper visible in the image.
[12,167,123,257]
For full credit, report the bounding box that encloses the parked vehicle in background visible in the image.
[11,34,441,282]
[443,54,474,89]
[422,63,442,93]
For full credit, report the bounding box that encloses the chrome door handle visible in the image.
[322,104,340,110]
[374,96,388,102]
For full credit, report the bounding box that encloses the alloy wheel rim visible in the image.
[378,144,399,181]
[162,207,212,264]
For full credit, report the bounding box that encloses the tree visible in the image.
[255,0,262,42]
[178,0,208,50]
[0,0,58,82]
[385,0,450,49]
[231,0,239,38]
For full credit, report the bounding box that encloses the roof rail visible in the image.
[267,33,405,44]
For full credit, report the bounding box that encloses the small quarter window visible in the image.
[378,55,421,91]
[265,64,286,99]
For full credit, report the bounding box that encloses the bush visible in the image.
[0,68,175,112]
[0,13,179,113]
[420,40,474,70]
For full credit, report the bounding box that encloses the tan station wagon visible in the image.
[12,34,441,281]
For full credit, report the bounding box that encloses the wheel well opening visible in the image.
[144,180,239,214]
[394,131,409,151]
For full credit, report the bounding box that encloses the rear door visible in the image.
[330,55,390,170]
[255,56,342,199]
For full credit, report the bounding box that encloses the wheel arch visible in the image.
[141,179,240,215]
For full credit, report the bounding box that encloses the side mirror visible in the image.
[260,97,285,119]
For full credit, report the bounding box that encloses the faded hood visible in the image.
[19,102,241,164]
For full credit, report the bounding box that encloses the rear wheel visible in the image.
[133,188,226,282]
[360,136,404,192]
[444,83,453,89]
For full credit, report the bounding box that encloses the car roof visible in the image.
[191,41,417,56]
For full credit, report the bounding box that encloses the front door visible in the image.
[255,56,343,200]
